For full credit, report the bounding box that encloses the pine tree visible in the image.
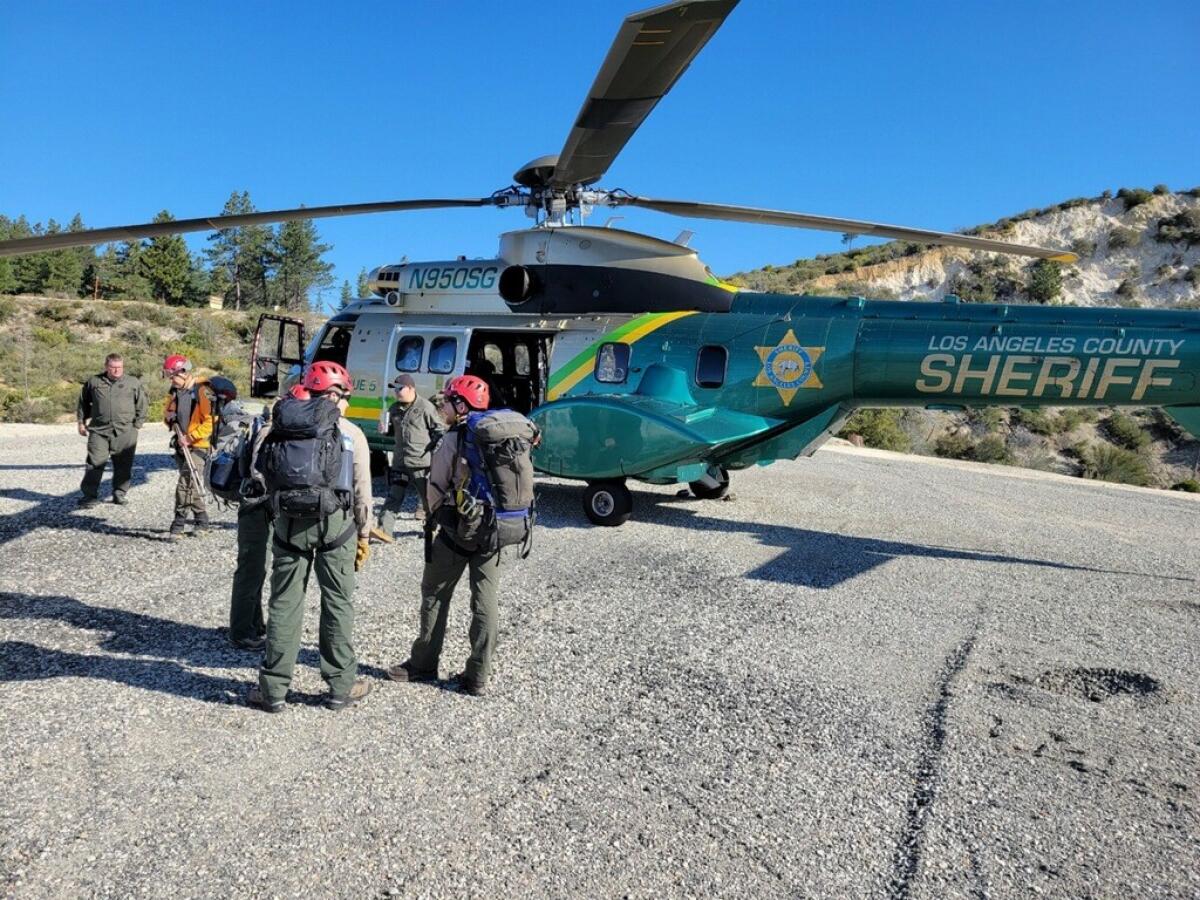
[43,219,86,296]
[140,211,194,304]
[11,217,48,294]
[1028,260,1063,304]
[204,191,273,310]
[340,279,352,306]
[356,267,369,298]
[0,216,18,294]
[273,215,334,311]
[112,241,152,301]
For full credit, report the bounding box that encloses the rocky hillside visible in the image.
[0,295,319,424]
[729,187,1200,491]
[731,187,1200,308]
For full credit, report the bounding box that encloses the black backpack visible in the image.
[257,397,351,517]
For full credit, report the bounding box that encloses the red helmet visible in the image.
[162,354,191,377]
[287,383,311,400]
[445,374,489,411]
[302,361,352,395]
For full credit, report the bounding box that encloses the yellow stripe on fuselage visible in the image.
[546,311,697,401]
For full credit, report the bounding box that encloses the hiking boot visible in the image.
[247,686,285,714]
[452,672,486,697]
[369,525,395,545]
[387,660,437,683]
[192,516,212,535]
[326,678,373,711]
[229,634,266,652]
[112,494,128,506]
[77,496,99,510]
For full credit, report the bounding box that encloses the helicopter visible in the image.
[3,0,1199,526]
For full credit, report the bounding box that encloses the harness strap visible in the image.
[273,520,357,557]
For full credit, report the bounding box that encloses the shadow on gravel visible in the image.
[0,453,181,547]
[0,591,392,704]
[531,483,1191,588]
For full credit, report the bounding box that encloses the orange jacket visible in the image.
[164,380,215,450]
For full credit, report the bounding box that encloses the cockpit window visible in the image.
[595,342,630,384]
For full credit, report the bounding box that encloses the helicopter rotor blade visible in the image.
[615,195,1080,263]
[0,198,496,258]
[551,0,739,190]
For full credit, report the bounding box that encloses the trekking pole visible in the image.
[172,423,213,507]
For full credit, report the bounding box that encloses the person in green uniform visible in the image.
[371,373,445,543]
[76,353,147,507]
[248,362,374,713]
[387,374,513,697]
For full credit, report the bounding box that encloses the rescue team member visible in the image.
[76,353,147,508]
[388,375,502,697]
[226,385,308,651]
[371,373,445,543]
[249,362,373,712]
[162,355,215,538]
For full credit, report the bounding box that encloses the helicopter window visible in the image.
[695,345,727,388]
[395,336,424,372]
[482,343,505,374]
[595,342,630,384]
[514,344,530,376]
[428,336,458,374]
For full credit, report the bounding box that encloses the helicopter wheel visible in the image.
[689,466,730,500]
[583,480,632,527]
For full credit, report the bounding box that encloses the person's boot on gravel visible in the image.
[387,660,437,683]
[247,685,285,713]
[326,678,373,711]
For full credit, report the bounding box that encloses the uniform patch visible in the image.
[754,329,824,405]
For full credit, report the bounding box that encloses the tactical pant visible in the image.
[259,508,358,702]
[81,427,138,500]
[173,447,209,522]
[378,466,429,534]
[230,502,272,642]
[409,533,503,685]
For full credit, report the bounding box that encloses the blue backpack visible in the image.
[452,409,538,556]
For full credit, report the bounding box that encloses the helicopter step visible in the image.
[583,480,633,527]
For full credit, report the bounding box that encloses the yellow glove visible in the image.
[355,538,370,571]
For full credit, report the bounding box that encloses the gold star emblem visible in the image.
[753,329,824,406]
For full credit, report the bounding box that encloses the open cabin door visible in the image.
[250,314,307,399]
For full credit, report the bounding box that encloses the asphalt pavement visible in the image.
[1,424,1197,899]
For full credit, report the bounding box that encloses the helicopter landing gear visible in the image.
[689,465,730,500]
[583,480,632,527]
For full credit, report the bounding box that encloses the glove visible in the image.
[355,538,370,571]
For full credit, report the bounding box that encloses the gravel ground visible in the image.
[1,423,1198,899]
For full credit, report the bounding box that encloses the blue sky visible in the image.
[2,1,1197,310]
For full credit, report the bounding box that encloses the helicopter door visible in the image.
[250,314,306,399]
[386,325,472,402]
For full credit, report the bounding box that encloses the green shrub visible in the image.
[1108,227,1141,250]
[1056,407,1096,432]
[0,297,15,323]
[1153,184,1170,195]
[1114,278,1138,304]
[972,434,1013,464]
[1027,260,1063,304]
[839,408,911,453]
[1184,268,1199,285]
[1117,187,1153,210]
[1012,408,1055,436]
[1155,209,1200,247]
[1105,411,1150,450]
[1171,479,1200,493]
[935,430,974,459]
[79,305,117,327]
[1070,237,1097,258]
[36,302,74,322]
[968,407,1005,431]
[1080,443,1151,486]
[33,326,67,347]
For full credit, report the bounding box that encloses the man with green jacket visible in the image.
[76,353,147,508]
[371,373,444,543]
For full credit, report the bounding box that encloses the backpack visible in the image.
[451,409,538,555]
[257,397,352,518]
[208,400,263,503]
